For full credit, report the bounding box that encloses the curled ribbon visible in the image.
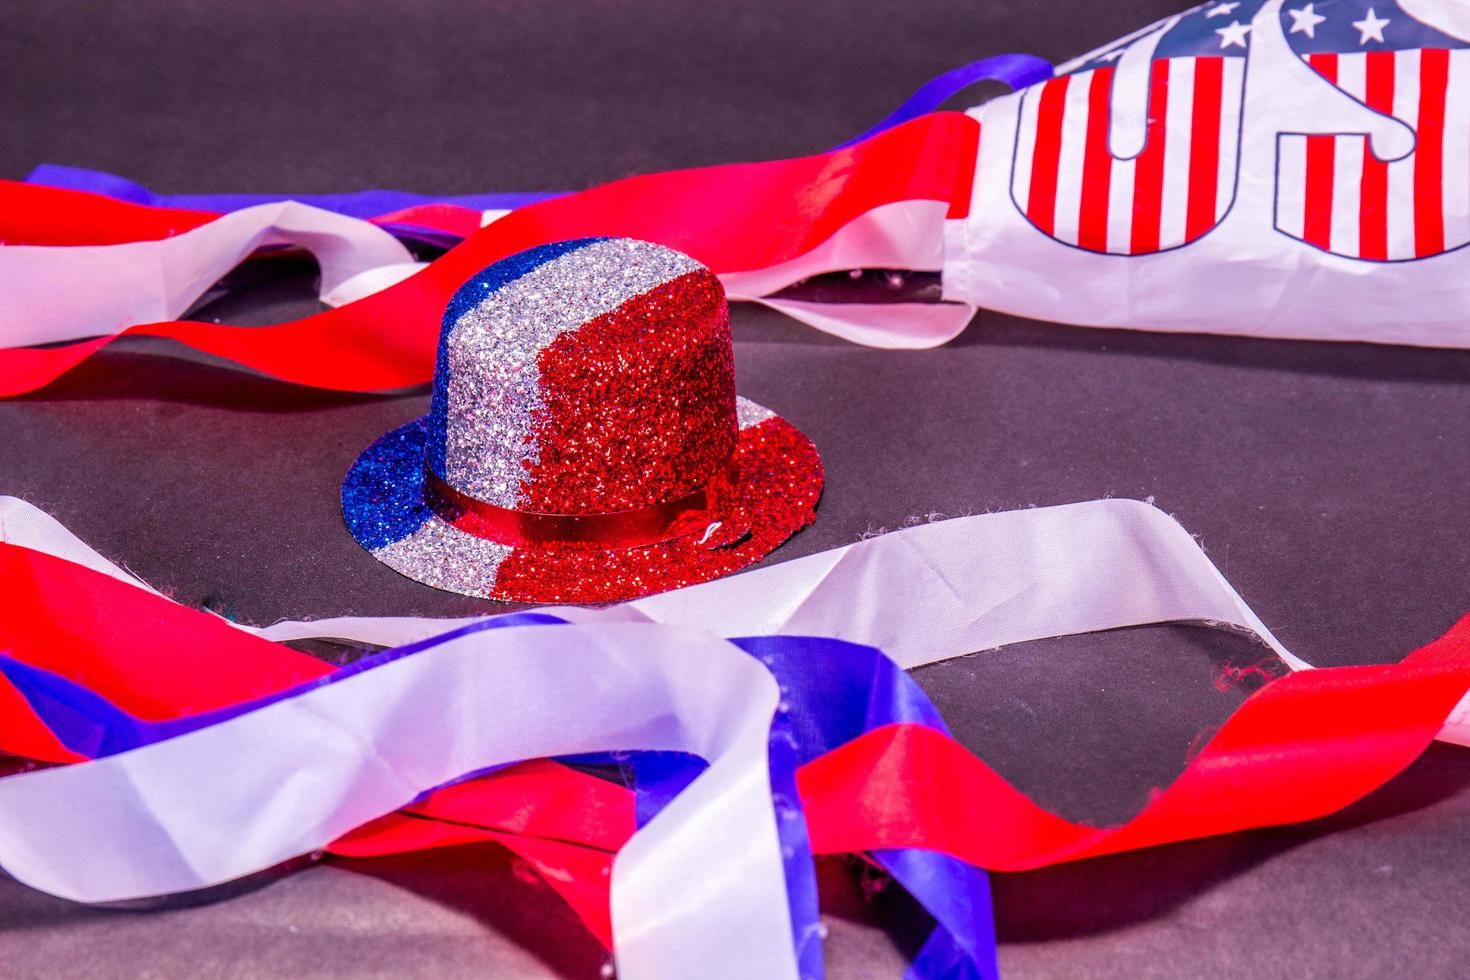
[2,496,1469,977]
[0,52,1056,389]
[0,112,980,396]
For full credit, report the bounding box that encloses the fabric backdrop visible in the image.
[2,1,1469,977]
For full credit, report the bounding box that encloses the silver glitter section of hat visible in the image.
[736,397,776,430]
[373,519,512,599]
[441,239,703,506]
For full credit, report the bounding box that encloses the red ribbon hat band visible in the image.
[422,458,741,550]
[341,237,823,604]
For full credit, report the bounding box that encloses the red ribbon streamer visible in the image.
[0,181,218,246]
[798,623,1470,868]
[0,113,980,397]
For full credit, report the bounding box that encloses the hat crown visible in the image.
[425,238,738,516]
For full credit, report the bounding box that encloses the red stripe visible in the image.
[1185,57,1224,242]
[1415,48,1449,258]
[1130,59,1170,254]
[1026,75,1071,236]
[1077,67,1115,252]
[1359,51,1395,261]
[1303,54,1339,250]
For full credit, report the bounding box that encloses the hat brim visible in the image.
[342,397,823,603]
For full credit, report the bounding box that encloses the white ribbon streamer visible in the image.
[0,497,1291,668]
[0,202,414,347]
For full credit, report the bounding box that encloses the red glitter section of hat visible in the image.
[521,269,737,516]
[490,416,823,604]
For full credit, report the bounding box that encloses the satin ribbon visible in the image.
[0,500,995,979]
[0,113,980,396]
[7,491,1467,739]
[326,199,977,346]
[0,628,1005,980]
[0,524,998,979]
[798,627,1470,870]
[0,503,629,944]
[6,492,1466,738]
[422,458,735,549]
[4,495,1470,977]
[7,170,517,252]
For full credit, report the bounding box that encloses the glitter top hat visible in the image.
[342,237,823,603]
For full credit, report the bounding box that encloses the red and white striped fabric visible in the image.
[945,1,1470,349]
[1278,48,1470,260]
[1011,56,1246,255]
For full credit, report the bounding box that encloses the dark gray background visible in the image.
[3,1,1469,977]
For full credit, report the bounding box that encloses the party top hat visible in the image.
[342,237,823,603]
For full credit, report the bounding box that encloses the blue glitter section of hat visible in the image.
[426,238,608,477]
[342,417,434,551]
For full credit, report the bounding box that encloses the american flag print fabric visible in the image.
[1008,0,1470,261]
[1276,3,1470,261]
[947,1,1470,348]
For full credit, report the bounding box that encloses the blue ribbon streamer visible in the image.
[834,53,1053,149]
[21,163,560,220]
[0,617,997,980]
